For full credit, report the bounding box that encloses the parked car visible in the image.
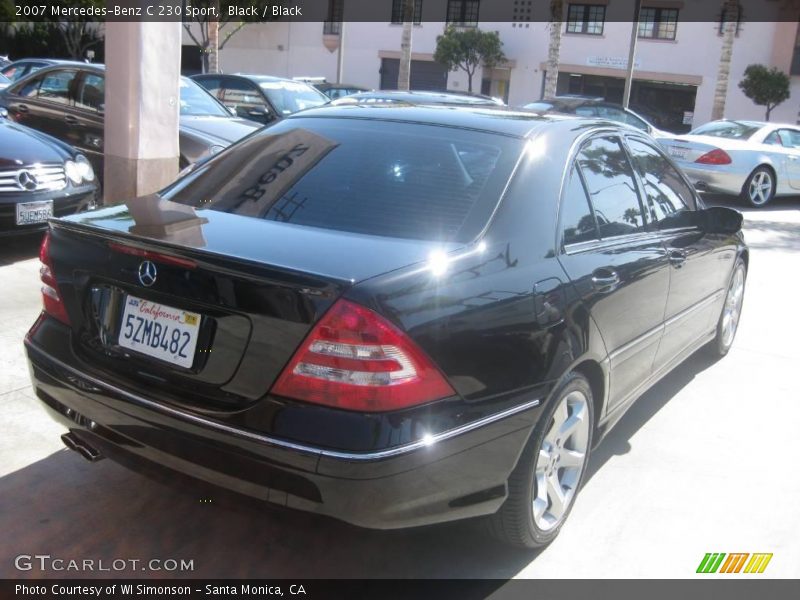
[0,55,10,69]
[25,105,746,549]
[331,90,505,107]
[524,97,666,137]
[0,64,262,177]
[0,117,97,236]
[0,58,71,83]
[192,73,329,126]
[658,119,800,207]
[313,82,369,100]
[0,73,10,91]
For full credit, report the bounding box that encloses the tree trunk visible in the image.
[397,0,414,90]
[766,105,772,121]
[543,0,564,99]
[208,19,219,74]
[711,0,738,121]
[467,70,473,93]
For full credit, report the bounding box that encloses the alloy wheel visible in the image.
[748,170,773,206]
[721,264,745,350]
[532,390,591,531]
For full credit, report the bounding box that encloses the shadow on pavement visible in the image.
[0,233,43,266]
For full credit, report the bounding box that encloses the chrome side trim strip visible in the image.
[26,341,541,462]
[608,289,723,362]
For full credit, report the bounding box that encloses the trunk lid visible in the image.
[49,197,459,411]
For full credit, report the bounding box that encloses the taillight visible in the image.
[271,299,455,412]
[108,241,196,269]
[39,232,70,325]
[695,149,732,165]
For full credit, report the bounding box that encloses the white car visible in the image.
[659,120,800,207]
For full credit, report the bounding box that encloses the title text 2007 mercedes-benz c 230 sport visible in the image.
[24,105,747,548]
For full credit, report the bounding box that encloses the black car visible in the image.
[332,90,505,107]
[0,117,97,235]
[525,96,664,136]
[192,73,330,126]
[0,64,262,176]
[24,105,746,548]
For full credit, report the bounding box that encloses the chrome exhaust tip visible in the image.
[61,432,104,463]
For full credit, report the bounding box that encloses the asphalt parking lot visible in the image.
[1,196,798,580]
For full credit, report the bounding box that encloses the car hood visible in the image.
[0,119,73,168]
[178,116,262,145]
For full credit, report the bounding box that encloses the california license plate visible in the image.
[668,146,689,160]
[16,200,53,225]
[118,295,201,368]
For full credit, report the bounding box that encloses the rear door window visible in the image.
[164,118,523,242]
[76,73,105,111]
[626,138,696,229]
[576,136,647,238]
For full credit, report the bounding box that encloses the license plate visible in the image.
[16,200,53,225]
[118,295,201,368]
[668,146,689,160]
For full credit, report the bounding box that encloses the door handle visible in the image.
[591,269,620,291]
[668,250,687,267]
[16,104,28,113]
[64,115,78,125]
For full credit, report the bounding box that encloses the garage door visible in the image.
[380,58,448,91]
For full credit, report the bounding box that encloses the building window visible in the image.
[446,0,480,27]
[512,0,532,28]
[717,2,742,36]
[638,7,679,40]
[391,0,423,24]
[566,4,606,35]
[323,0,343,35]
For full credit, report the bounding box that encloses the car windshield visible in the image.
[179,78,229,117]
[690,121,761,140]
[0,73,9,84]
[256,80,328,115]
[162,118,523,242]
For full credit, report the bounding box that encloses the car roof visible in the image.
[8,58,90,67]
[223,73,303,84]
[285,103,620,139]
[335,90,502,106]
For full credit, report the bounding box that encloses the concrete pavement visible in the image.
[1,198,798,579]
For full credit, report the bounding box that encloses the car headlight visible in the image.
[64,155,95,185]
[75,155,95,182]
[64,160,82,185]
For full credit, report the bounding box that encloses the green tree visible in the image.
[738,64,790,121]
[433,26,505,93]
[183,0,270,73]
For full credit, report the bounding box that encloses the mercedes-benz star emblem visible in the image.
[17,170,38,191]
[137,260,157,287]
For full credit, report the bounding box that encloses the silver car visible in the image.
[659,120,800,207]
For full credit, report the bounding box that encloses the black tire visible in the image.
[740,166,775,208]
[706,258,747,357]
[486,372,594,548]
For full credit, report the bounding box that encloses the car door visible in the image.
[72,70,106,175]
[770,129,800,190]
[12,68,80,145]
[557,134,670,412]
[221,77,275,124]
[624,136,731,372]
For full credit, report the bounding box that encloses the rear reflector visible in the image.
[108,242,197,269]
[271,299,455,412]
[695,149,732,165]
[39,232,70,325]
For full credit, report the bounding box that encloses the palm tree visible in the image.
[711,0,740,120]
[398,0,414,90]
[543,0,564,99]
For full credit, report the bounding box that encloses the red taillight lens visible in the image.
[108,242,197,269]
[695,148,732,165]
[271,299,456,412]
[39,232,70,325]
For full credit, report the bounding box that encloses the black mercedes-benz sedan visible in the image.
[0,116,97,236]
[24,105,747,548]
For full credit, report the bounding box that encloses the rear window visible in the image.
[164,118,523,242]
[690,121,761,140]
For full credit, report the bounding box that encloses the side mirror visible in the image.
[700,206,743,234]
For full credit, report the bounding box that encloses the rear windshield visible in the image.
[690,121,761,140]
[163,117,523,242]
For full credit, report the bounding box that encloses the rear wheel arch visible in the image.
[571,359,605,430]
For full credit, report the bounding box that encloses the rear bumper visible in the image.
[24,333,541,530]
[678,164,747,196]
